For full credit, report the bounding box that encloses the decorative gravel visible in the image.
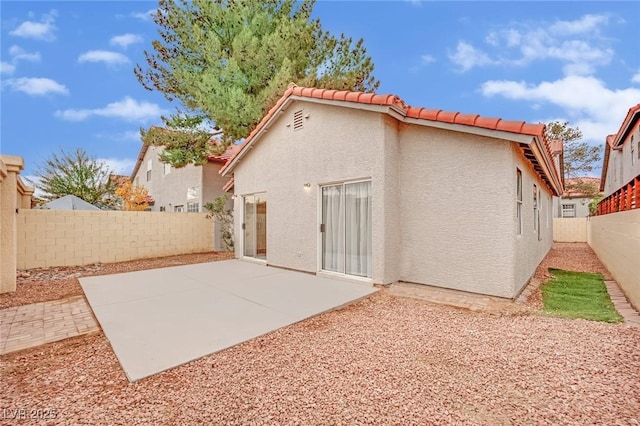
[1,252,234,309]
[2,243,638,424]
[2,291,639,424]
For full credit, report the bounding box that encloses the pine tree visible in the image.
[135,0,379,166]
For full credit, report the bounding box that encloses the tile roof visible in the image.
[130,130,238,178]
[549,139,563,154]
[564,177,600,198]
[208,143,241,164]
[611,104,640,147]
[220,84,562,194]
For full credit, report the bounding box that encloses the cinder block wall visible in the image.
[17,210,215,269]
[588,210,640,310]
[553,218,588,242]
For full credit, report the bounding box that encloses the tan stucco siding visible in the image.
[588,209,640,310]
[133,145,228,214]
[232,101,392,283]
[604,120,640,196]
[398,126,517,298]
[512,145,554,296]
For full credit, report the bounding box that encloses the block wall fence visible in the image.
[588,209,640,310]
[16,210,215,269]
[553,218,588,242]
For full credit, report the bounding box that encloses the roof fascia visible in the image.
[403,117,533,145]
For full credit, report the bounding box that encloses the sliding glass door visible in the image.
[321,181,371,278]
[243,193,267,260]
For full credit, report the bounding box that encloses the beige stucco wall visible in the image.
[398,126,552,298]
[512,147,554,297]
[588,209,640,310]
[232,101,395,284]
[603,120,640,197]
[553,218,588,242]
[0,155,33,293]
[16,210,214,269]
[133,145,206,212]
[552,196,592,218]
[231,99,553,297]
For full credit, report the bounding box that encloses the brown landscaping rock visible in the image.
[1,251,234,309]
[1,291,638,424]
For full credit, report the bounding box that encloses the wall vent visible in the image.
[293,109,304,130]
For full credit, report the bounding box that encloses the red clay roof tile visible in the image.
[220,84,561,193]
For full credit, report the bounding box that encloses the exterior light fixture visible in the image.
[304,183,311,189]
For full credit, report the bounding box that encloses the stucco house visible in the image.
[131,141,238,250]
[600,104,640,198]
[220,85,563,299]
[553,177,601,218]
[131,142,238,213]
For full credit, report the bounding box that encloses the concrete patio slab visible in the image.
[80,260,376,382]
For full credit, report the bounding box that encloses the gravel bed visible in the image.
[0,252,234,309]
[2,291,639,425]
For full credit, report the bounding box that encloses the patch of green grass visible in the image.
[542,269,623,323]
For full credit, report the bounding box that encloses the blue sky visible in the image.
[1,1,639,181]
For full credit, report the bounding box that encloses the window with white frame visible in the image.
[632,135,635,165]
[187,202,199,212]
[547,194,551,228]
[164,162,171,175]
[174,205,184,212]
[146,159,152,181]
[516,169,523,235]
[561,204,576,218]
[533,184,538,232]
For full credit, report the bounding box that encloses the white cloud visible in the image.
[130,9,156,21]
[0,62,16,74]
[21,175,43,197]
[97,158,137,175]
[481,75,640,142]
[55,97,168,123]
[9,45,41,63]
[1,45,41,74]
[78,50,130,66]
[549,14,609,36]
[4,77,69,96]
[421,54,436,64]
[109,33,143,49]
[448,41,495,72]
[95,130,142,142]
[9,10,57,41]
[452,14,613,75]
[632,71,640,84]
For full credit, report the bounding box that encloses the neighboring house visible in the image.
[131,142,238,213]
[38,195,101,211]
[600,104,640,198]
[130,141,239,250]
[553,177,601,218]
[220,85,562,299]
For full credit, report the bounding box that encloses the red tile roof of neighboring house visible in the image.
[208,143,241,164]
[600,104,640,191]
[220,84,562,195]
[564,177,600,198]
[612,104,640,148]
[549,139,563,154]
[130,131,238,179]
